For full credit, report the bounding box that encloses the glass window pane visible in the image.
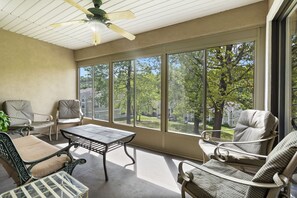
[168,51,205,135]
[94,64,109,121]
[289,8,297,125]
[135,56,161,130]
[206,42,255,139]
[113,60,135,126]
[79,66,93,118]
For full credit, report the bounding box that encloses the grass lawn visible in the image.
[115,115,234,139]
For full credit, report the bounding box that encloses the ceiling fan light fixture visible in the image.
[90,21,105,45]
[92,31,101,46]
[90,21,105,32]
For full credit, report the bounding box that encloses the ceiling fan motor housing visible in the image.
[93,0,103,8]
[87,8,108,22]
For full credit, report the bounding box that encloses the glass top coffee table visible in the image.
[0,171,88,198]
[61,124,136,181]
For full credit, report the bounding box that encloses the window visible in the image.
[113,56,161,129]
[113,60,135,126]
[269,0,297,138]
[168,51,205,134]
[135,56,161,129]
[79,64,109,121]
[79,66,93,118]
[206,42,255,139]
[287,4,297,131]
[78,33,257,137]
[167,41,255,137]
[94,64,109,121]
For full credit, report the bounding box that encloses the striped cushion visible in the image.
[183,160,253,198]
[245,131,297,197]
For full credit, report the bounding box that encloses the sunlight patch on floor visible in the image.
[106,147,181,193]
[55,142,183,194]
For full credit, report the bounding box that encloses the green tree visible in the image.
[94,64,109,119]
[113,60,134,124]
[207,42,254,136]
[168,51,204,134]
[135,57,161,122]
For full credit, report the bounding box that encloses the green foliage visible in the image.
[0,111,10,132]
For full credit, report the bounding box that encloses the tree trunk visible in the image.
[193,114,200,135]
[212,102,224,138]
[126,64,132,124]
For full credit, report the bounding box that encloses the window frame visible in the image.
[77,27,264,137]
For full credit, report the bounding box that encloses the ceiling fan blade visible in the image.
[108,23,135,40]
[105,11,135,21]
[92,31,101,46]
[50,19,87,28]
[64,0,94,16]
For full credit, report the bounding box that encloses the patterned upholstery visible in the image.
[179,131,297,198]
[182,160,252,198]
[246,131,297,197]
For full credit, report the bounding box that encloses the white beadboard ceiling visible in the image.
[0,0,264,50]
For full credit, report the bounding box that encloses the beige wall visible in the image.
[74,1,269,161]
[268,0,275,10]
[0,29,77,116]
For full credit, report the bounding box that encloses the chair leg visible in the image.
[49,126,52,141]
[56,124,59,141]
[202,152,207,163]
[181,181,187,198]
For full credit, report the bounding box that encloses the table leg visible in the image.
[61,131,72,145]
[123,135,135,164]
[124,143,135,164]
[103,146,108,181]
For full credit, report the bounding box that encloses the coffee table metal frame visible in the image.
[61,124,135,181]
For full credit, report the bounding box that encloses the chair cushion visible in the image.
[245,131,297,197]
[58,100,81,119]
[233,110,278,155]
[31,121,54,130]
[12,135,70,178]
[57,118,81,124]
[199,139,264,166]
[183,159,253,198]
[253,131,297,182]
[3,100,34,125]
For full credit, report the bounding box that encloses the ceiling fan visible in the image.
[51,0,136,45]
